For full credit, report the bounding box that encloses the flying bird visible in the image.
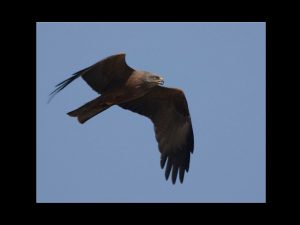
[50,53,194,184]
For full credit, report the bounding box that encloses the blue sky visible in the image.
[36,22,265,203]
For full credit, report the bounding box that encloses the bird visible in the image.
[50,53,194,184]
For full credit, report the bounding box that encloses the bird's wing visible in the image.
[49,53,134,100]
[118,86,194,184]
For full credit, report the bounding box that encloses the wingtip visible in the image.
[160,154,167,169]
[172,167,178,184]
[47,95,53,104]
[179,168,185,183]
[165,158,172,180]
[165,171,170,180]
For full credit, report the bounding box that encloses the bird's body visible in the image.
[50,53,194,184]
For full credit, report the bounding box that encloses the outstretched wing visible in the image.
[49,53,134,101]
[119,86,194,184]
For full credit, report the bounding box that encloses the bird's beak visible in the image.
[158,77,164,85]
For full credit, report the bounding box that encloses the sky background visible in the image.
[36,22,265,203]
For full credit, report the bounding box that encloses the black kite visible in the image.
[50,53,194,184]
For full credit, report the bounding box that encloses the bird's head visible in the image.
[144,72,164,87]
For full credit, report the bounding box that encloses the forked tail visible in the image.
[67,96,111,124]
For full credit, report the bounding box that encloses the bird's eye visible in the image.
[155,76,159,80]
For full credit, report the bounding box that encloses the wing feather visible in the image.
[119,86,194,184]
[49,53,134,101]
[81,53,134,93]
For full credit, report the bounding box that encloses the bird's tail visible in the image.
[67,96,111,124]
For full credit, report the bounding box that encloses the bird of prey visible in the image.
[50,53,194,184]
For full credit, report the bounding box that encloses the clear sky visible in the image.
[36,22,265,203]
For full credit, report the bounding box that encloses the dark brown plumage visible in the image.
[50,53,194,184]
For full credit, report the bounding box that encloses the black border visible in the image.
[29,17,273,212]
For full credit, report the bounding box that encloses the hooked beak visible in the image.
[158,77,164,85]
